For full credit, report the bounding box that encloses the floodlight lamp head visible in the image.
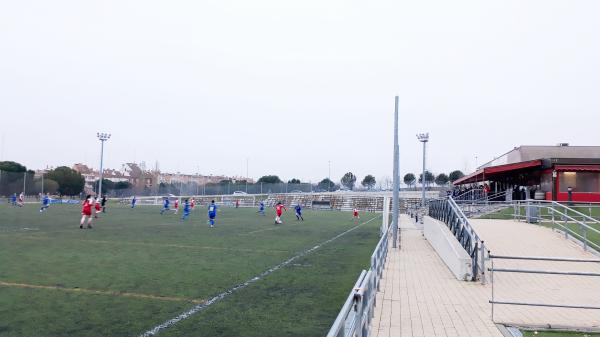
[97,132,111,141]
[416,133,429,142]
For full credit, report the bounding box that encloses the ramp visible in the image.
[370,215,503,337]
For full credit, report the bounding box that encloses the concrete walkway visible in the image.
[370,214,503,337]
[470,219,600,329]
[370,216,600,337]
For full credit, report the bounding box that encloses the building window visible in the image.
[559,171,600,193]
[540,172,553,192]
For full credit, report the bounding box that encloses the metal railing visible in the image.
[453,190,508,204]
[327,219,391,337]
[429,196,487,282]
[489,254,600,321]
[511,200,600,253]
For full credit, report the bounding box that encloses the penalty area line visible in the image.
[139,215,382,337]
[0,281,204,304]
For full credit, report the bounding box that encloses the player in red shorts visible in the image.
[17,192,25,207]
[94,197,102,218]
[80,195,94,229]
[275,202,286,224]
[173,199,179,214]
[353,208,360,223]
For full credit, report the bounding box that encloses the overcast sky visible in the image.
[1,0,599,184]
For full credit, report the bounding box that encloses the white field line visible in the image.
[0,235,290,254]
[240,221,306,235]
[138,215,381,337]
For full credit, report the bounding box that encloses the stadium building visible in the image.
[453,144,600,202]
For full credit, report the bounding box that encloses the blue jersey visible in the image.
[163,199,170,208]
[42,196,49,205]
[132,197,137,205]
[208,204,217,215]
[259,202,264,210]
[11,194,17,202]
[183,202,190,213]
[295,205,302,213]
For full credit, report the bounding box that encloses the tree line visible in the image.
[402,170,464,189]
[255,173,376,191]
[0,161,85,196]
[1,160,466,196]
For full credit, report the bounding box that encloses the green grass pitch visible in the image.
[0,203,382,337]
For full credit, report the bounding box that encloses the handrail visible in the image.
[513,201,600,237]
[327,218,391,337]
[453,190,508,207]
[550,201,600,226]
[510,200,600,253]
[429,196,487,282]
[489,252,600,321]
[489,254,600,263]
[327,270,367,337]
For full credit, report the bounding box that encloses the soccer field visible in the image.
[0,203,381,337]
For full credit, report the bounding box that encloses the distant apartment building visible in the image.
[72,163,253,194]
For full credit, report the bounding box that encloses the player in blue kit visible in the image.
[294,204,304,221]
[160,197,170,214]
[40,193,50,212]
[131,196,137,208]
[258,201,265,216]
[208,200,217,227]
[181,199,191,221]
[10,193,17,206]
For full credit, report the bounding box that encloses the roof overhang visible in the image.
[453,160,543,185]
[555,165,600,172]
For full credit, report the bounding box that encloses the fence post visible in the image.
[472,241,479,281]
[354,291,363,337]
[564,210,569,239]
[490,255,495,321]
[480,241,486,284]
[583,222,588,251]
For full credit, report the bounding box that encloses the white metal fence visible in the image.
[117,193,398,212]
[327,199,392,337]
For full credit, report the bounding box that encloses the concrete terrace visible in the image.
[370,215,600,337]
[470,219,600,329]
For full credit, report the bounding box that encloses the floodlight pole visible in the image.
[328,161,331,192]
[417,133,429,207]
[97,132,111,197]
[392,96,400,249]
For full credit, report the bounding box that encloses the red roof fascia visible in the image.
[555,165,600,172]
[453,160,542,185]
[483,160,542,175]
[452,169,484,185]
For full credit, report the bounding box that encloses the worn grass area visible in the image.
[0,203,381,337]
[522,330,600,337]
